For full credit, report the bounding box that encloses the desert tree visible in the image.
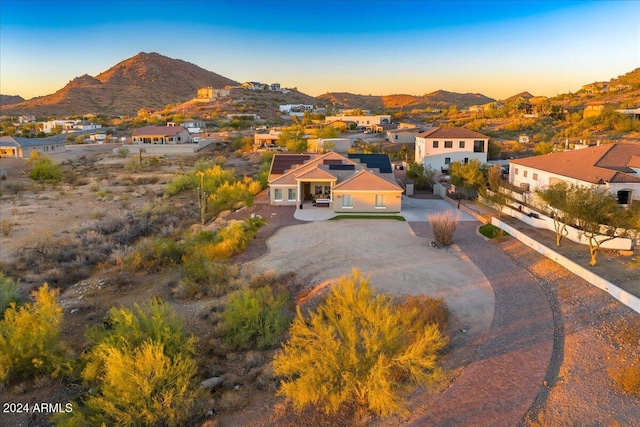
[450,159,487,199]
[485,164,508,215]
[565,184,633,266]
[273,269,447,417]
[536,181,573,247]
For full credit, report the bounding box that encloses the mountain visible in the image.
[0,95,25,106]
[0,52,239,116]
[317,90,494,111]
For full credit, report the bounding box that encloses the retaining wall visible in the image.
[493,217,640,314]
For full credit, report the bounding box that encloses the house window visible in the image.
[324,186,331,195]
[342,194,353,208]
[464,157,469,164]
[315,185,322,194]
[459,141,465,148]
[444,140,453,148]
[274,189,283,201]
[445,157,451,165]
[533,173,538,180]
[288,188,296,201]
[375,195,386,208]
[433,141,439,148]
[617,190,631,205]
[523,170,528,178]
[473,140,485,153]
[514,168,519,175]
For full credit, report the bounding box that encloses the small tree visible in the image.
[406,163,435,189]
[533,141,555,155]
[274,270,446,417]
[565,185,632,266]
[485,164,508,215]
[29,152,62,182]
[537,182,572,246]
[450,160,486,199]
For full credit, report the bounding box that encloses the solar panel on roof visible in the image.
[329,164,355,170]
[324,159,343,165]
[347,154,392,173]
[271,154,311,174]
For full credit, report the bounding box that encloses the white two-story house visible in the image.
[415,127,489,171]
[509,143,640,205]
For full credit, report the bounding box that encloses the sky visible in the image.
[0,0,639,101]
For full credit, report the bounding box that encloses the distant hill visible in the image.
[0,52,240,116]
[0,95,25,106]
[503,91,535,103]
[611,68,640,86]
[318,90,494,111]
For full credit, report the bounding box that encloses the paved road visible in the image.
[408,222,554,427]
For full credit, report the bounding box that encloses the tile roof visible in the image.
[131,126,187,136]
[268,152,402,191]
[510,143,640,184]
[416,126,488,139]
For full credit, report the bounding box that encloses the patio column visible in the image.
[297,180,302,203]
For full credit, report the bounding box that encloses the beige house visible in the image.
[131,126,191,144]
[268,152,403,213]
[0,136,66,158]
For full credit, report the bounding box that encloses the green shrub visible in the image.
[29,156,62,182]
[0,283,71,383]
[176,257,240,298]
[116,147,130,158]
[164,174,193,197]
[0,272,20,315]
[274,269,447,417]
[59,300,201,427]
[222,285,290,349]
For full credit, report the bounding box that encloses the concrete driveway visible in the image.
[400,196,476,222]
[245,220,494,338]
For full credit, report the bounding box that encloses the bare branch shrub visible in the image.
[428,210,461,246]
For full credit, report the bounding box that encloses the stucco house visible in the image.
[415,127,489,171]
[131,126,191,144]
[0,136,66,158]
[268,152,403,213]
[325,115,391,128]
[509,143,640,205]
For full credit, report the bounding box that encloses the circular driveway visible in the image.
[246,219,494,337]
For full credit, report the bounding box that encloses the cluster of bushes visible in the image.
[164,162,262,219]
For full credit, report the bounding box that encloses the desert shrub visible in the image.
[208,178,262,214]
[0,284,71,383]
[123,236,184,272]
[199,219,262,260]
[608,323,640,395]
[176,256,240,298]
[221,285,290,350]
[274,269,447,417]
[116,147,130,158]
[29,155,62,182]
[0,272,20,315]
[4,181,25,194]
[1,219,12,236]
[59,300,201,427]
[396,295,449,336]
[164,173,193,197]
[429,210,461,246]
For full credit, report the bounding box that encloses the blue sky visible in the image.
[1,0,638,100]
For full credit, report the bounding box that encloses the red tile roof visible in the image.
[416,127,488,139]
[510,143,640,184]
[132,125,186,136]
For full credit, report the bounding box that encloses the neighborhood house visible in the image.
[415,127,489,171]
[131,125,192,144]
[268,151,403,213]
[0,136,66,158]
[509,143,640,205]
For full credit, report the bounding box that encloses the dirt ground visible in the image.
[1,148,639,426]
